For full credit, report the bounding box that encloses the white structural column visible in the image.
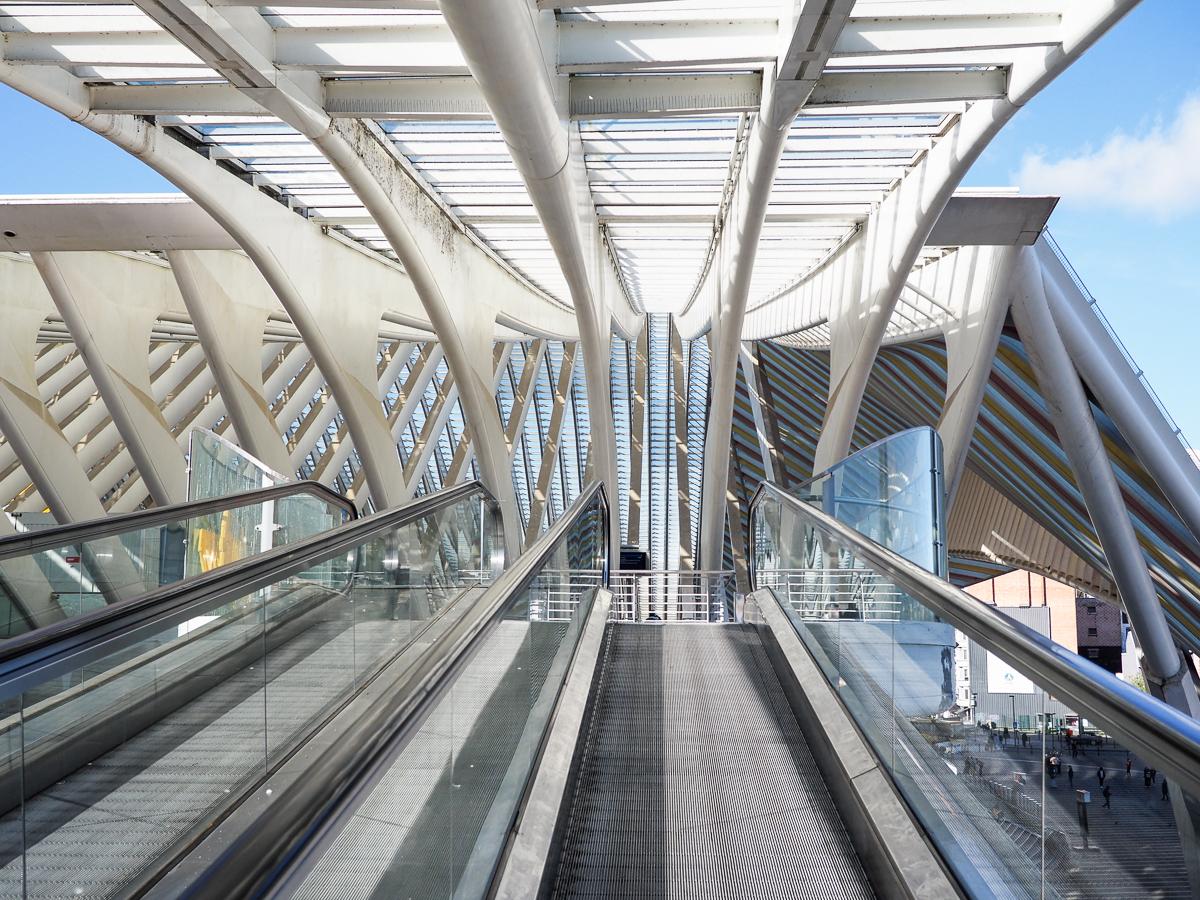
[33,251,188,506]
[694,1,854,568]
[1010,249,1200,893]
[526,344,577,546]
[934,245,1018,506]
[1036,238,1200,548]
[0,58,437,513]
[118,0,571,545]
[437,0,642,561]
[167,249,293,476]
[809,1,1140,477]
[0,255,109,522]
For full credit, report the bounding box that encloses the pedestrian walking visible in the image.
[1125,757,1132,777]
[1067,765,1074,786]
[1162,780,1169,801]
[1102,785,1112,809]
[1097,765,1106,786]
[1144,767,1152,788]
[1150,767,1158,784]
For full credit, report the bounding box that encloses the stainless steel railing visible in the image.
[755,568,907,621]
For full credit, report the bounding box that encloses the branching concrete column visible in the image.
[813,1,1141,474]
[935,245,1017,507]
[697,73,816,569]
[34,251,187,506]
[1011,247,1200,893]
[167,249,292,476]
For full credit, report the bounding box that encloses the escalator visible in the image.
[162,472,1198,900]
[5,472,1200,898]
[548,623,873,899]
[0,480,502,898]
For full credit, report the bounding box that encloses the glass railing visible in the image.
[187,426,289,500]
[759,428,945,624]
[751,480,1200,900]
[276,483,609,899]
[0,482,355,638]
[0,481,500,899]
[790,426,946,576]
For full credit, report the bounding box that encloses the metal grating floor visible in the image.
[551,624,875,899]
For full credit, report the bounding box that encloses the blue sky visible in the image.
[963,2,1200,444]
[1,4,1197,440]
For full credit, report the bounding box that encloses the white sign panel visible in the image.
[986,652,1037,694]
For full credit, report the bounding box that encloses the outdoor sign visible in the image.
[986,651,1037,694]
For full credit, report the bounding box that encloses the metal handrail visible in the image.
[749,481,1200,799]
[0,480,357,560]
[0,480,493,695]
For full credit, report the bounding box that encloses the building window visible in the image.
[1087,648,1100,658]
[1087,627,1098,638]
[1086,605,1097,615]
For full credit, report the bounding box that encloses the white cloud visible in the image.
[1015,95,1200,221]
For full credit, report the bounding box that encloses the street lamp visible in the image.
[1010,694,1017,733]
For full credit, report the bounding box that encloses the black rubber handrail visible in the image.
[0,480,357,560]
[0,480,492,695]
[749,480,1200,800]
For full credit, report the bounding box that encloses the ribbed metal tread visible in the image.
[551,624,874,900]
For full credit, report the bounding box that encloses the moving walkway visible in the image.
[4,467,1200,898]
